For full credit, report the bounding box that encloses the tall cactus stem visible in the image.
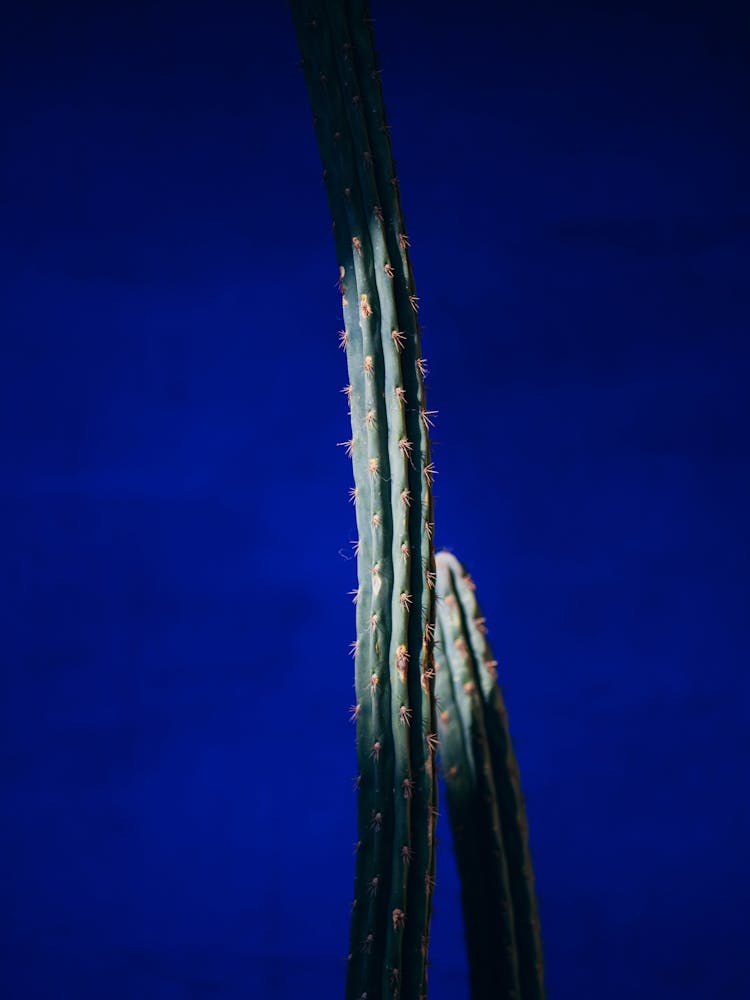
[292,9,388,991]
[290,4,437,997]
[342,6,438,994]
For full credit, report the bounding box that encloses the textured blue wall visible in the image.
[2,2,748,998]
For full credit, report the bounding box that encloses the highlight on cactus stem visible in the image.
[289,3,542,997]
[434,550,545,1000]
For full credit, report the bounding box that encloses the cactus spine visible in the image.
[289,3,437,997]
[435,551,545,1000]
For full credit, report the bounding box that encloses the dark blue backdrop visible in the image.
[2,2,748,998]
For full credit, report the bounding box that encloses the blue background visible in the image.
[2,1,748,997]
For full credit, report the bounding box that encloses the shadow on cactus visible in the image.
[289,3,544,996]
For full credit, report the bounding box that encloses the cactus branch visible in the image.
[435,551,545,1000]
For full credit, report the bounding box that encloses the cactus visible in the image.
[289,3,543,997]
[434,551,544,1000]
[289,3,437,997]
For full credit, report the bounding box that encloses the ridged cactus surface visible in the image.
[289,3,438,997]
[435,551,545,1000]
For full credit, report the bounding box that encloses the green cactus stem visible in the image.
[289,3,437,997]
[435,551,545,1000]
